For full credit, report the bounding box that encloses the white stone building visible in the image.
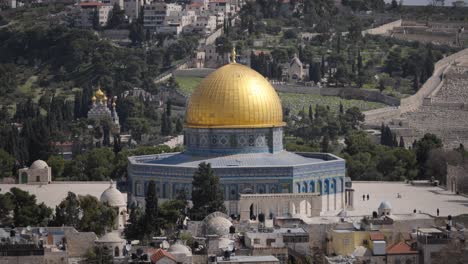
[18,160,52,185]
[124,0,140,20]
[143,2,182,31]
[282,55,309,81]
[208,0,231,16]
[75,2,113,28]
[95,231,126,257]
[100,181,128,230]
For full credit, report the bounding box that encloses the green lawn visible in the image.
[175,76,203,96]
[278,92,386,114]
[18,75,37,94]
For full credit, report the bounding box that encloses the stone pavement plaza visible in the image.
[1,181,467,218]
[0,182,126,208]
[348,182,468,217]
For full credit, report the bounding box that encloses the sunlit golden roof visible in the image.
[185,63,285,128]
[95,87,105,100]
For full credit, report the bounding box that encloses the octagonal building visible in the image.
[127,54,346,215]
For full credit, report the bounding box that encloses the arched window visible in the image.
[309,181,315,193]
[135,181,142,196]
[36,176,40,182]
[114,246,120,257]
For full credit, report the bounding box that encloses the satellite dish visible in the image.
[26,226,31,231]
[39,228,45,235]
[125,244,132,251]
[353,221,361,230]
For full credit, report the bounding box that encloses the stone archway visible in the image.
[239,193,322,220]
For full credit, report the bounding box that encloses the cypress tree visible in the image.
[393,133,398,147]
[161,113,168,136]
[308,104,313,122]
[339,102,344,114]
[166,100,172,117]
[144,180,160,237]
[175,118,183,133]
[321,135,330,153]
[357,49,363,75]
[191,162,226,220]
[380,123,385,145]
[399,136,405,148]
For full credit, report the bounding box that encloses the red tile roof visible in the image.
[386,242,418,255]
[369,232,385,241]
[189,2,203,7]
[150,248,177,263]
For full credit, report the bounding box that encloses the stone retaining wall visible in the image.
[364,48,468,125]
[363,19,402,36]
[273,84,400,106]
[174,68,215,77]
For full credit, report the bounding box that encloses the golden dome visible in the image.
[95,88,105,100]
[185,63,285,128]
[92,96,96,102]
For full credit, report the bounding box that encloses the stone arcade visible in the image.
[127,50,346,216]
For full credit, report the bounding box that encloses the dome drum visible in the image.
[184,127,283,155]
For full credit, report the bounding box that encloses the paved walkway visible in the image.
[350,182,468,217]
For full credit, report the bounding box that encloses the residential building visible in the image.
[76,2,113,28]
[143,2,182,31]
[124,0,140,20]
[102,0,124,9]
[208,0,231,16]
[417,228,452,264]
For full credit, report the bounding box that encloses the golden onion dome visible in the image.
[95,88,105,99]
[91,96,97,102]
[185,63,285,128]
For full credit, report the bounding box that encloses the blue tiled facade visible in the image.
[127,127,346,212]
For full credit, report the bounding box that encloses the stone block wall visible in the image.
[64,229,97,258]
[363,19,402,36]
[364,48,468,126]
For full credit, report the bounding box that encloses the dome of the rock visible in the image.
[185,63,285,128]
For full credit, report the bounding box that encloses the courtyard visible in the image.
[348,182,468,217]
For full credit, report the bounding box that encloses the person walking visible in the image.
[363,194,365,201]
[367,194,370,200]
[437,208,440,216]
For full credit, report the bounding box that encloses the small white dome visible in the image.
[378,201,392,210]
[168,243,192,255]
[100,181,126,207]
[206,216,232,236]
[30,160,48,170]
